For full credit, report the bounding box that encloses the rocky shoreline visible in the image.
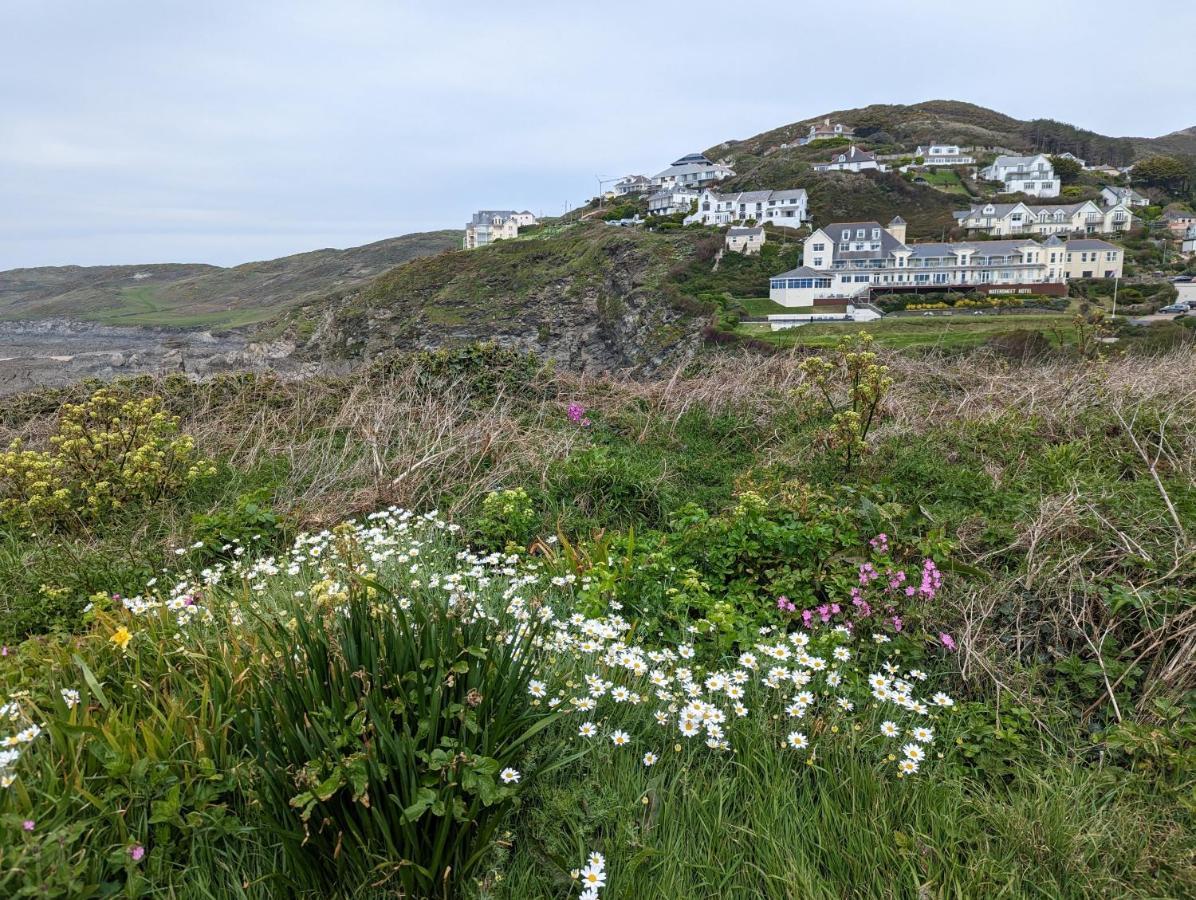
[0,319,301,395]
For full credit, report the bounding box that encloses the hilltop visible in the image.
[289,223,716,372]
[707,100,1195,238]
[0,230,461,328]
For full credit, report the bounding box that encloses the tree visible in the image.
[1132,156,1191,194]
[1050,155,1082,183]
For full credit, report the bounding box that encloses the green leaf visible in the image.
[401,786,437,822]
[72,655,109,710]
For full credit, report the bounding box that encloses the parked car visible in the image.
[1158,304,1188,314]
[1171,275,1192,282]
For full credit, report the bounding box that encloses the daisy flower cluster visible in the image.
[572,851,607,899]
[519,605,958,775]
[0,701,42,789]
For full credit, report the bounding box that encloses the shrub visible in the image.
[475,487,538,550]
[0,389,214,531]
[797,334,893,472]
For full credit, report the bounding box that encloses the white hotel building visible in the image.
[768,218,1122,307]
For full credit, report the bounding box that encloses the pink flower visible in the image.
[22,820,34,831]
[801,610,813,627]
[129,844,145,862]
[890,615,903,632]
[566,402,591,427]
[776,596,795,613]
[939,632,957,652]
[869,533,889,552]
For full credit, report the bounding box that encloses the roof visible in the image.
[772,265,829,279]
[988,154,1048,169]
[728,226,764,237]
[671,153,712,167]
[960,201,1097,219]
[826,145,876,164]
[653,162,728,179]
[469,210,518,224]
[815,221,908,258]
[1163,209,1196,220]
[1065,239,1121,251]
[889,215,906,224]
[700,188,808,205]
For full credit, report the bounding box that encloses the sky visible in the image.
[2,0,1194,270]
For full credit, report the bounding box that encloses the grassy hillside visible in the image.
[0,230,462,328]
[0,344,1192,897]
[291,223,718,371]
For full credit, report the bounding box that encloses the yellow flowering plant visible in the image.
[0,388,216,531]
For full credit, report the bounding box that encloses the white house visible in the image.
[1100,185,1150,208]
[613,175,652,196]
[954,200,1133,236]
[769,217,1122,307]
[726,226,765,255]
[813,145,886,173]
[463,210,538,249]
[684,188,808,228]
[914,144,976,166]
[980,154,1061,198]
[799,119,855,144]
[1056,152,1086,168]
[647,188,699,217]
[1182,225,1196,254]
[650,153,735,191]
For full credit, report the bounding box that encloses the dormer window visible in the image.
[842,230,850,240]
[871,228,880,239]
[856,228,865,239]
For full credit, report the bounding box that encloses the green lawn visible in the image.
[732,296,816,316]
[738,313,1074,350]
[913,169,972,196]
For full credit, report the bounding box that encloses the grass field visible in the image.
[0,345,1192,898]
[90,286,280,328]
[738,312,1074,350]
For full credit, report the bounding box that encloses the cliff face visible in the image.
[296,224,715,374]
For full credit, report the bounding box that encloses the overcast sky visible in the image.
[3,0,1194,270]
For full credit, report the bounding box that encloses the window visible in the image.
[854,275,870,283]
[841,275,851,283]
[841,230,850,240]
[871,228,880,239]
[811,242,825,251]
[813,257,823,267]
[856,228,865,239]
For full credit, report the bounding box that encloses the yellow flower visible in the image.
[110,626,133,652]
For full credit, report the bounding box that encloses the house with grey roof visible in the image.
[613,175,652,196]
[914,144,976,166]
[980,154,1060,197]
[684,187,809,228]
[813,145,885,173]
[1060,238,1124,279]
[647,188,699,217]
[769,217,1123,307]
[1100,185,1149,208]
[955,200,1133,237]
[798,119,856,145]
[463,210,538,249]
[650,153,735,191]
[726,226,765,255]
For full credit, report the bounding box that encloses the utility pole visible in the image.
[1111,275,1119,318]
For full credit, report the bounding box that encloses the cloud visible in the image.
[2,0,1193,268]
